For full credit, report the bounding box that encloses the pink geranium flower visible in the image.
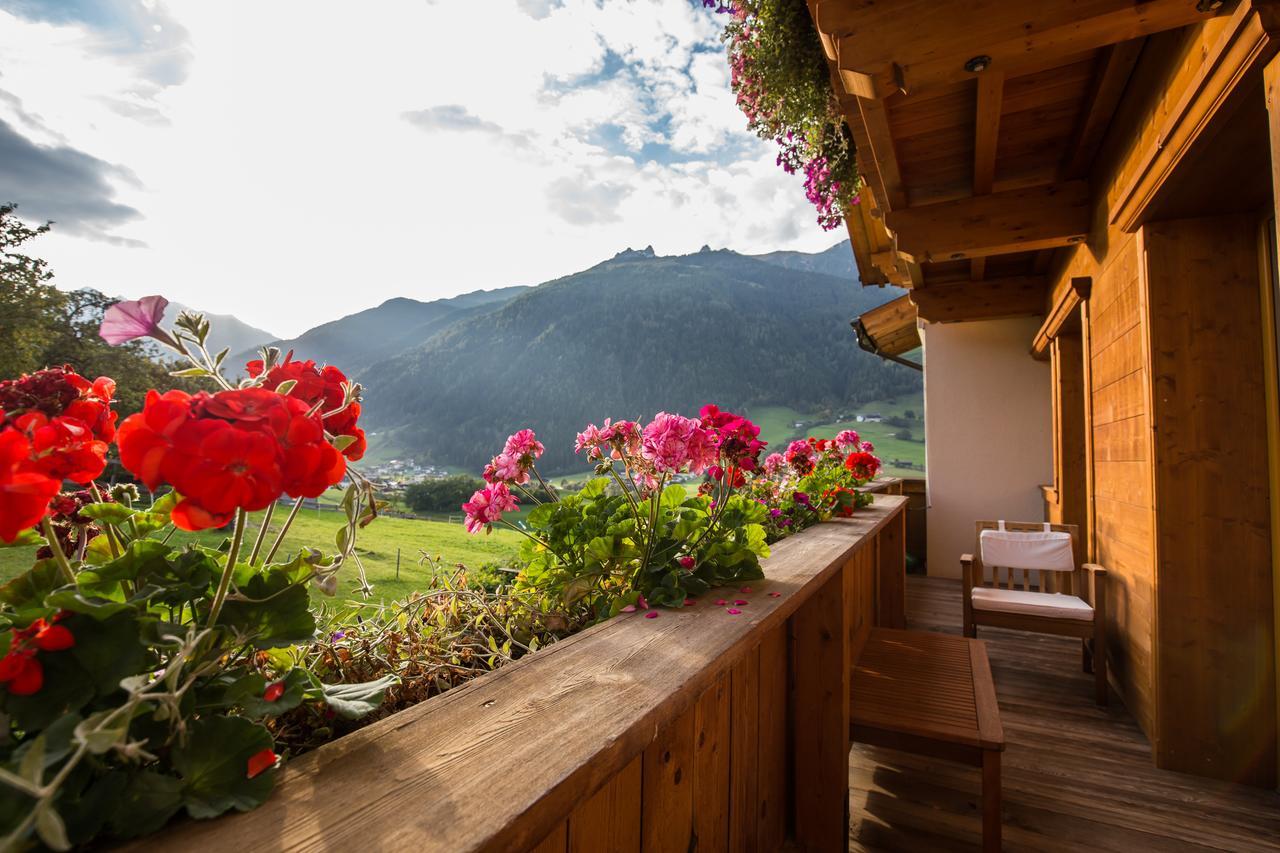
[503,428,544,463]
[641,412,715,474]
[462,482,519,534]
[99,296,177,348]
[483,452,528,485]
[834,429,861,450]
[762,452,786,476]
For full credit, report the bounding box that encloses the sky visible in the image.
[0,0,838,337]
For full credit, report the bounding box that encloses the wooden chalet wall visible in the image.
[1049,10,1278,784]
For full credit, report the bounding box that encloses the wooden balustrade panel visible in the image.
[141,497,906,853]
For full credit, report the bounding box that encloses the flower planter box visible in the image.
[139,496,907,853]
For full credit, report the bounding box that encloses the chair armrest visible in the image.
[961,553,973,566]
[1082,563,1107,609]
[961,554,974,590]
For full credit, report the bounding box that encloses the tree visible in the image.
[405,475,486,514]
[0,204,196,416]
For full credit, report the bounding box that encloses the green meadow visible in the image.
[0,506,524,604]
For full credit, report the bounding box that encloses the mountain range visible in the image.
[206,240,916,472]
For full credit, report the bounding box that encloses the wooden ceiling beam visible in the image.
[1063,39,1145,179]
[888,181,1091,263]
[971,70,1005,281]
[815,0,1223,99]
[911,275,1049,324]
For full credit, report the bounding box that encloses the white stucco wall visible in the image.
[923,317,1052,578]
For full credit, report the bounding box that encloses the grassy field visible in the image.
[0,507,524,603]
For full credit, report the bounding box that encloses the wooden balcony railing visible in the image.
[146,495,908,853]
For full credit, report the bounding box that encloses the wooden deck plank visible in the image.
[850,577,1280,852]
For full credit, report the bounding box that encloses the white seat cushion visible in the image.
[971,587,1094,621]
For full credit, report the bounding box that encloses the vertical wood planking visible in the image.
[692,672,731,853]
[642,708,696,852]
[528,821,568,853]
[876,512,907,628]
[789,571,850,852]
[1142,216,1277,786]
[728,647,759,853]
[756,626,788,850]
[568,757,641,853]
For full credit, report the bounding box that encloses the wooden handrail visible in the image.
[143,496,908,853]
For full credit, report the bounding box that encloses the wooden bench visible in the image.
[851,627,1006,851]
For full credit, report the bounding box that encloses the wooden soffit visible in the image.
[855,294,921,357]
[814,0,1224,100]
[911,276,1048,324]
[1110,0,1280,231]
[887,182,1091,264]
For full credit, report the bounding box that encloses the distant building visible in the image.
[856,413,884,423]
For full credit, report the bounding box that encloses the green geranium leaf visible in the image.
[579,477,609,499]
[217,571,315,649]
[320,675,397,720]
[70,611,152,695]
[0,528,43,548]
[44,589,132,620]
[77,540,171,595]
[659,484,687,509]
[101,770,184,839]
[172,716,276,819]
[78,502,135,525]
[4,651,94,731]
[0,559,64,618]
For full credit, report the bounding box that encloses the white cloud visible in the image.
[0,0,837,338]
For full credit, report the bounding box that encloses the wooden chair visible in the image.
[961,520,1108,706]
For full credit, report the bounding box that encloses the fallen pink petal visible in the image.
[620,605,636,613]
[726,608,742,615]
[715,599,727,606]
[768,591,782,598]
[644,611,659,619]
[734,599,748,606]
[739,586,752,593]
[684,598,696,606]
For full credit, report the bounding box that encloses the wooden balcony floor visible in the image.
[850,577,1280,852]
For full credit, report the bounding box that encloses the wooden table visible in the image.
[851,627,1005,851]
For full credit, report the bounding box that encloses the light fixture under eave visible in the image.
[964,55,992,73]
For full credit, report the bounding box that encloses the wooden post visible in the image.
[788,569,850,852]
[396,548,401,581]
[1262,51,1280,792]
[876,512,906,629]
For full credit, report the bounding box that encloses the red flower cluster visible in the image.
[699,405,766,472]
[0,613,75,696]
[117,387,347,531]
[0,368,115,542]
[246,353,366,461]
[844,451,881,482]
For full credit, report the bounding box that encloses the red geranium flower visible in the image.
[0,614,76,696]
[0,367,117,442]
[844,451,880,481]
[0,428,60,543]
[117,386,348,531]
[247,354,365,460]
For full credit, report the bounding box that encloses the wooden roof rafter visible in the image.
[814,0,1224,100]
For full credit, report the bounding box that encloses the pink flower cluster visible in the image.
[784,439,817,475]
[641,412,717,474]
[462,481,518,534]
[575,418,640,462]
[762,452,786,476]
[483,428,545,486]
[834,429,861,450]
